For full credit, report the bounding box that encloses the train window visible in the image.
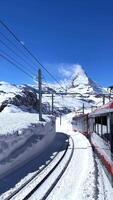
[95,117,101,135]
[95,117,101,124]
[101,116,107,136]
[101,116,110,143]
[101,116,107,126]
[95,116,108,137]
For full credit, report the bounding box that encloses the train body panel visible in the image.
[72,114,88,136]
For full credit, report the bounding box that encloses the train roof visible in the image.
[72,113,88,120]
[89,100,113,116]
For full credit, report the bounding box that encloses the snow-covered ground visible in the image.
[45,113,95,200]
[0,112,56,178]
[0,112,113,199]
[50,113,113,200]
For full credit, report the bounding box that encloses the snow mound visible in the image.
[0,113,56,178]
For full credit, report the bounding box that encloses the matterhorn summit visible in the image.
[68,64,105,95]
[71,65,89,86]
[41,64,108,112]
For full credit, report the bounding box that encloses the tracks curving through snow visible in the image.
[6,135,74,200]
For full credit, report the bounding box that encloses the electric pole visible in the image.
[109,94,111,101]
[103,95,105,105]
[38,68,42,121]
[52,93,54,115]
[83,103,85,114]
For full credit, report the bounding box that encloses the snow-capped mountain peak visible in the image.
[72,65,86,77]
[65,65,105,95]
[71,65,89,87]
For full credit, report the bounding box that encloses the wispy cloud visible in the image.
[58,63,84,78]
[43,62,85,85]
[58,65,72,77]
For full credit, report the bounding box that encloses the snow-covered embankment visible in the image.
[0,113,56,178]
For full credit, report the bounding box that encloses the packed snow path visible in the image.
[47,113,113,200]
[45,113,96,200]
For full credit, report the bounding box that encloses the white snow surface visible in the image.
[0,112,56,178]
[46,113,96,200]
[0,82,22,105]
[48,113,112,200]
[0,113,49,135]
[0,113,112,199]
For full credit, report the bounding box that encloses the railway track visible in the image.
[5,135,74,200]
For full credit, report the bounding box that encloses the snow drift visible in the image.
[0,113,56,178]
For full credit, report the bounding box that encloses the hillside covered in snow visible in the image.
[0,81,56,177]
[42,65,109,113]
[0,65,109,115]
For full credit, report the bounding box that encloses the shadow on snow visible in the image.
[0,132,69,195]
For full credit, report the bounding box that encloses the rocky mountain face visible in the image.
[0,82,40,113]
[67,66,105,95]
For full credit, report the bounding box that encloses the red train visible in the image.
[72,101,113,186]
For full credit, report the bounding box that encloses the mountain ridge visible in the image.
[0,65,109,114]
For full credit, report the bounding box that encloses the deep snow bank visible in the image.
[0,113,56,178]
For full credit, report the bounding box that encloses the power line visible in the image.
[0,53,34,79]
[0,49,35,76]
[0,20,65,91]
[0,31,38,71]
[0,38,37,73]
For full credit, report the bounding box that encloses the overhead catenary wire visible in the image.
[0,20,65,91]
[0,31,38,71]
[0,53,34,79]
[0,49,35,76]
[0,38,37,73]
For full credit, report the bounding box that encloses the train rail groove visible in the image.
[5,135,69,200]
[41,136,74,200]
[7,136,74,200]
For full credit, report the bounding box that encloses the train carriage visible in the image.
[72,113,88,137]
[89,101,113,185]
[72,101,113,186]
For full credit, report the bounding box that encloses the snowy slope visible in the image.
[0,82,40,113]
[68,65,105,94]
[41,65,109,113]
[0,65,108,115]
[0,82,57,179]
[0,113,56,178]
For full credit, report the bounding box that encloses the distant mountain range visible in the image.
[41,65,109,113]
[0,66,110,114]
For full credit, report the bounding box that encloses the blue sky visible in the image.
[0,0,113,87]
